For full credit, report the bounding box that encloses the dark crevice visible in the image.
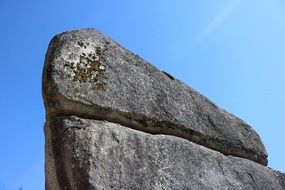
[162,71,175,80]
[247,172,256,183]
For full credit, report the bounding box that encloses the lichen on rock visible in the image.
[64,41,107,90]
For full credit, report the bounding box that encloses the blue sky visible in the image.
[0,0,284,189]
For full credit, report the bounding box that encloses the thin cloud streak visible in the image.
[194,0,241,45]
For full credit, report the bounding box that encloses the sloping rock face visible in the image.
[43,29,284,190]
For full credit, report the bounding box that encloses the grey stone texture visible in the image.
[43,28,284,190]
[43,29,267,165]
[45,116,284,190]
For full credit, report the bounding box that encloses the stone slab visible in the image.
[45,117,283,190]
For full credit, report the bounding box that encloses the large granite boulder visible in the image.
[43,28,284,190]
[43,29,267,165]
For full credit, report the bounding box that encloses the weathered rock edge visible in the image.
[45,116,284,190]
[43,28,267,165]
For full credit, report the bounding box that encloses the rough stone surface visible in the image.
[45,116,284,190]
[43,28,267,165]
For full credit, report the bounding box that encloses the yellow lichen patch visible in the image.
[90,60,101,71]
[65,41,108,90]
[73,67,93,83]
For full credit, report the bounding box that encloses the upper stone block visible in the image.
[42,28,268,165]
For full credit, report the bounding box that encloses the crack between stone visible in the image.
[48,112,265,168]
[44,92,267,166]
